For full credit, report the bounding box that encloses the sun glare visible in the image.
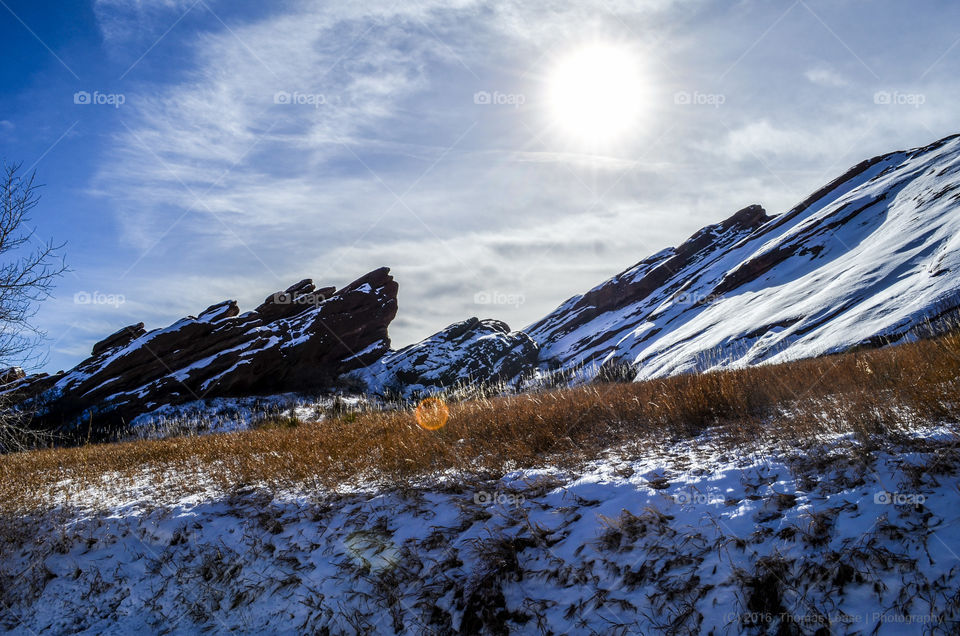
[547,43,645,144]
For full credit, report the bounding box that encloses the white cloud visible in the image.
[93,0,199,44]
[708,120,836,162]
[804,67,849,87]
[95,0,691,256]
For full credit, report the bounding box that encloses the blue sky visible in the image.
[2,0,959,373]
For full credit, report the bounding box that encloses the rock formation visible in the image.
[350,317,538,398]
[6,268,398,439]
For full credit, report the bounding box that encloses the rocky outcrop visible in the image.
[6,268,398,439]
[525,204,771,369]
[526,133,960,379]
[90,323,147,358]
[350,318,538,398]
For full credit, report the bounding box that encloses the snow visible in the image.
[127,392,381,439]
[527,136,960,381]
[340,338,387,362]
[6,137,960,632]
[3,428,958,633]
[351,319,535,399]
[128,394,316,436]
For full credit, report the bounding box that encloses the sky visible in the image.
[1,0,959,373]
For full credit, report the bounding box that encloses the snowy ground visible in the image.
[126,393,374,439]
[1,429,958,634]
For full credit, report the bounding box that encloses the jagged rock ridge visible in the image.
[5,268,398,438]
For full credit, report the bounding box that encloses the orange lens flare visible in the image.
[415,397,449,431]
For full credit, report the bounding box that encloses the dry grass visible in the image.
[2,329,960,515]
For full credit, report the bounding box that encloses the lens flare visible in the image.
[415,396,449,431]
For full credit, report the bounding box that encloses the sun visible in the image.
[546,43,645,144]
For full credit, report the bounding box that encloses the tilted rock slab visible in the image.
[527,133,960,379]
[6,268,398,439]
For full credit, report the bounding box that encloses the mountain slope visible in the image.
[527,133,960,379]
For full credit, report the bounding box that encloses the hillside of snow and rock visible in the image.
[350,318,539,399]
[2,429,958,634]
[527,133,960,379]
[6,133,960,434]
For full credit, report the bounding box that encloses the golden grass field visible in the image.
[2,329,959,515]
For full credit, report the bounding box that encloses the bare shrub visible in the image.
[0,162,65,452]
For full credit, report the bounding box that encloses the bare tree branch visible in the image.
[0,162,66,451]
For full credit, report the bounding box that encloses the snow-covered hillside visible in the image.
[351,318,538,399]
[528,134,960,380]
[349,132,960,397]
[2,430,957,634]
